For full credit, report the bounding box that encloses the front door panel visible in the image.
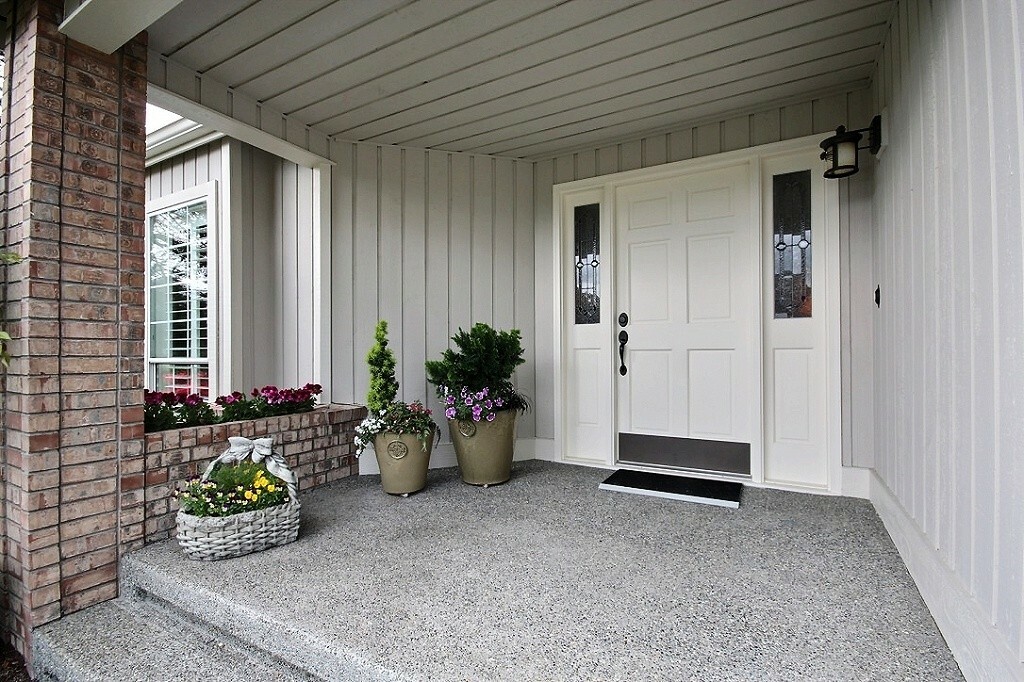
[615,164,755,474]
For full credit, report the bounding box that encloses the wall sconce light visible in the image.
[819,115,882,179]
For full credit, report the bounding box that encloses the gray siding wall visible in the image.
[146,141,225,197]
[234,143,318,391]
[146,140,319,394]
[227,141,319,391]
[532,89,878,463]
[871,0,1024,676]
[327,141,536,442]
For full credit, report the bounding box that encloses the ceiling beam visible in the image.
[59,0,185,54]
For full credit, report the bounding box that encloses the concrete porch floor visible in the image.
[38,461,962,681]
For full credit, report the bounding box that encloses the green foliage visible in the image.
[425,323,528,413]
[425,323,525,391]
[353,400,437,455]
[0,330,13,368]
[177,460,289,517]
[366,320,399,414]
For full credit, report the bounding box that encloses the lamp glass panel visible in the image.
[836,140,858,170]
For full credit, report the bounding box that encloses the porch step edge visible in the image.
[120,551,406,682]
[32,598,317,682]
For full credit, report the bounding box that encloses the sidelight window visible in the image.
[574,203,601,325]
[772,171,812,318]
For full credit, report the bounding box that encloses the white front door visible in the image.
[614,164,757,474]
[556,139,839,492]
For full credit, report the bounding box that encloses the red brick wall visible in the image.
[134,404,364,549]
[1,0,147,657]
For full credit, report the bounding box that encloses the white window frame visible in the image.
[145,181,220,398]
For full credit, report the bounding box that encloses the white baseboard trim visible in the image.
[870,472,1023,681]
[358,438,555,475]
[839,466,871,499]
[515,437,558,462]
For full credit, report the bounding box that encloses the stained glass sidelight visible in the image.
[772,171,812,318]
[574,203,601,324]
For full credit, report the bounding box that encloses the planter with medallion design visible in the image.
[448,410,517,486]
[373,429,434,496]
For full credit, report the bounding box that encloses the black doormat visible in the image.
[599,469,742,508]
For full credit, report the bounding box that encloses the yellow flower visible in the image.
[244,490,255,501]
[267,484,276,493]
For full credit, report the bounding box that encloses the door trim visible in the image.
[552,134,843,494]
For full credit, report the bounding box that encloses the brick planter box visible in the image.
[126,404,367,553]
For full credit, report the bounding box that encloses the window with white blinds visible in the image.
[146,185,215,397]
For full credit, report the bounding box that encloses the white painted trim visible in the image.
[597,483,740,509]
[148,85,333,170]
[515,438,558,462]
[144,181,222,397]
[870,472,1024,681]
[839,466,871,499]
[147,130,225,168]
[823,166,843,494]
[311,165,332,401]
[59,0,184,54]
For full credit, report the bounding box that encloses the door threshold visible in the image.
[615,460,752,484]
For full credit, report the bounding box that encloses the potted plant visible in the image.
[176,436,300,561]
[354,321,437,496]
[425,323,527,486]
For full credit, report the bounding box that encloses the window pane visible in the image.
[152,362,209,398]
[147,198,210,367]
[574,203,600,325]
[772,171,812,318]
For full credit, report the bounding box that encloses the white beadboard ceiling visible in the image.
[146,0,894,159]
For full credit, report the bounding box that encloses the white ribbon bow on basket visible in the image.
[200,436,299,502]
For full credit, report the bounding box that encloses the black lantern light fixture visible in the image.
[819,115,882,179]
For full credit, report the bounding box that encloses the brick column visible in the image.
[0,0,146,658]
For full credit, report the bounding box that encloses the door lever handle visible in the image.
[618,330,628,376]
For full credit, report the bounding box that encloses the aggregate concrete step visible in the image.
[32,597,317,682]
[119,550,404,682]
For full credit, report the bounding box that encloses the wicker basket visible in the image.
[176,436,301,561]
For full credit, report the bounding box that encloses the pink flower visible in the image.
[445,407,456,419]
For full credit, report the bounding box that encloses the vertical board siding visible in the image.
[146,140,319,392]
[329,142,536,440]
[531,88,876,446]
[872,0,1024,671]
[146,142,222,198]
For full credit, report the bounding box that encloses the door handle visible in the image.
[618,330,628,375]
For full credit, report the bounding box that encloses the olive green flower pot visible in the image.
[373,430,433,496]
[448,410,517,486]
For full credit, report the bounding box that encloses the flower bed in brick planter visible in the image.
[124,404,367,553]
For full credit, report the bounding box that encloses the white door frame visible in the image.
[551,134,844,494]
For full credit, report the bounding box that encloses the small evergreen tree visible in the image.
[366,320,399,414]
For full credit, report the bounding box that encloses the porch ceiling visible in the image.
[145,0,894,159]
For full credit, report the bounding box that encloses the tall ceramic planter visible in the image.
[449,410,516,486]
[373,430,433,496]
